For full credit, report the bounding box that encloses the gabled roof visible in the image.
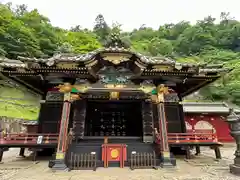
[0,34,232,97]
[0,58,25,68]
[8,48,177,66]
[0,51,230,75]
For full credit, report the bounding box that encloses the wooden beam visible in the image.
[180,79,215,97]
[9,76,44,95]
[0,73,43,96]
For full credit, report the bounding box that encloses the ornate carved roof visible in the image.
[5,48,177,66]
[0,39,232,97]
[0,49,230,74]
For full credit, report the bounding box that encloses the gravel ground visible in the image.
[0,145,239,180]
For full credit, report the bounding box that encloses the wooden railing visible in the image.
[168,132,219,143]
[0,132,220,146]
[186,129,215,134]
[0,133,58,145]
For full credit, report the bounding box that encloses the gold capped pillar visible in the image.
[51,83,73,171]
[155,84,175,167]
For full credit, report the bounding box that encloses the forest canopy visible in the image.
[0,2,240,106]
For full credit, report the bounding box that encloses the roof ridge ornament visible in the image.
[104,31,129,49]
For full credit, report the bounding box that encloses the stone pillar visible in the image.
[227,112,240,176]
[155,84,175,167]
[51,92,71,171]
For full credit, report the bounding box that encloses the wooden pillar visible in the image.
[0,148,4,163]
[19,148,25,157]
[32,149,37,161]
[51,92,71,171]
[214,146,222,159]
[185,146,191,159]
[155,84,175,167]
[195,146,201,155]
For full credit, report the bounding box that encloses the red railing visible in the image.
[168,132,219,143]
[186,129,215,134]
[0,133,58,145]
[0,132,220,146]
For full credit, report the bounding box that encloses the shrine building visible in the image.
[0,34,232,170]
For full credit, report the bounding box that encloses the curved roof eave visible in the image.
[15,47,177,66]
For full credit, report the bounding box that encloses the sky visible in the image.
[2,0,240,31]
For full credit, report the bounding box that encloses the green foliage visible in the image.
[0,2,239,111]
[0,84,40,120]
[93,14,110,44]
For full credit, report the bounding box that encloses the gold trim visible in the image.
[138,85,155,94]
[64,92,71,101]
[162,151,170,158]
[109,92,119,100]
[111,149,119,158]
[74,84,90,93]
[57,83,73,93]
[152,65,173,71]
[56,152,64,159]
[101,53,131,65]
[56,63,78,69]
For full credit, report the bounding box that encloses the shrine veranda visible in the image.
[0,39,232,170]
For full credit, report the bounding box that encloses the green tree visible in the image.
[93,14,110,44]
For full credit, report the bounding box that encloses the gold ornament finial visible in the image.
[157,84,169,95]
[150,84,169,103]
[57,83,73,93]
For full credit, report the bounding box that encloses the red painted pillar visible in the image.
[155,85,175,167]
[51,92,71,170]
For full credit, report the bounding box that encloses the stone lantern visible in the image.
[226,110,240,175]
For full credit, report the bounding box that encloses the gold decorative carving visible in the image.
[109,92,119,100]
[70,94,81,101]
[157,84,169,95]
[151,84,169,103]
[63,92,71,101]
[151,95,158,103]
[56,152,64,159]
[138,85,155,94]
[104,84,126,89]
[101,53,131,65]
[58,83,73,93]
[162,151,170,158]
[74,84,90,93]
[57,63,78,69]
[152,65,173,71]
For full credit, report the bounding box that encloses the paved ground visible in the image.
[0,145,239,180]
